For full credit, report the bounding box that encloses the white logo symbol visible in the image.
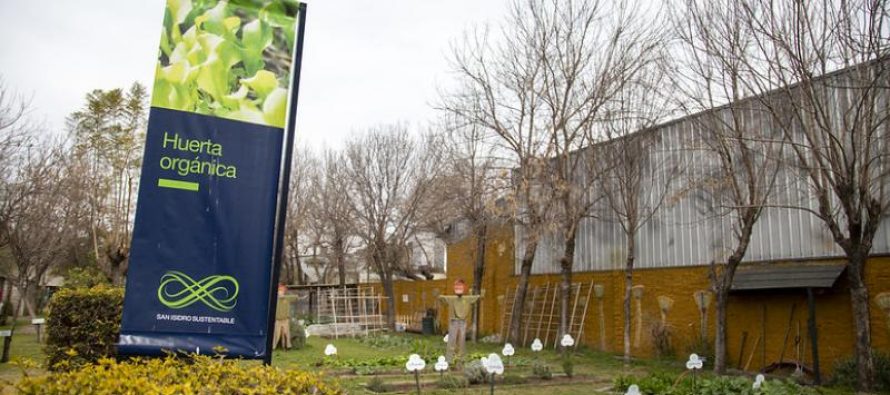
[406,354,426,372]
[686,353,703,370]
[502,343,515,357]
[531,338,543,352]
[434,356,449,372]
[482,353,505,375]
[560,334,575,347]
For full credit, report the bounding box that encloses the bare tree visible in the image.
[0,78,33,249]
[283,145,316,285]
[683,0,890,389]
[433,117,504,340]
[599,66,677,364]
[1,138,86,320]
[344,125,441,329]
[673,0,788,374]
[312,149,357,286]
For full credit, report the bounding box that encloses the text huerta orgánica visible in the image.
[159,132,237,178]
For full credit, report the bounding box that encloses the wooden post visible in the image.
[807,288,821,385]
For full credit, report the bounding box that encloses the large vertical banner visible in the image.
[119,0,306,359]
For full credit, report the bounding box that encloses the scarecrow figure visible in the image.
[438,279,480,363]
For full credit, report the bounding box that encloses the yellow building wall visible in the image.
[379,224,890,375]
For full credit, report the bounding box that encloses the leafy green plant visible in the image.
[463,360,488,385]
[63,266,109,289]
[17,355,341,394]
[44,285,123,371]
[531,361,552,380]
[153,0,299,127]
[366,376,393,393]
[289,319,306,349]
[561,354,574,378]
[436,374,469,389]
[613,373,817,395]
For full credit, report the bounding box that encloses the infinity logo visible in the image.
[157,271,239,312]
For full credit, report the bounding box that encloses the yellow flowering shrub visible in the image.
[44,285,124,371]
[18,355,341,394]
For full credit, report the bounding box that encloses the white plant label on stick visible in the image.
[626,384,641,395]
[443,334,449,343]
[531,338,543,352]
[753,374,765,389]
[686,353,703,370]
[324,344,337,356]
[560,334,575,348]
[481,353,504,375]
[406,353,426,372]
[502,343,515,357]
[434,356,449,372]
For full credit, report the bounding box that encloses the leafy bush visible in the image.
[17,356,341,394]
[829,351,890,391]
[463,360,488,385]
[436,374,469,389]
[366,376,393,393]
[531,361,552,380]
[561,355,574,378]
[44,285,123,371]
[289,319,306,349]
[63,266,109,289]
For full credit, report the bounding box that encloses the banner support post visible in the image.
[264,2,308,366]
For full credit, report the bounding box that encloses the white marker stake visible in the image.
[686,353,703,390]
[502,343,514,366]
[531,338,543,352]
[626,384,641,395]
[406,354,426,394]
[482,353,504,395]
[434,355,449,378]
[753,374,765,390]
[324,344,337,356]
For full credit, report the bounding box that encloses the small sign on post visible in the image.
[0,330,12,363]
[481,353,504,395]
[32,318,45,343]
[406,354,426,394]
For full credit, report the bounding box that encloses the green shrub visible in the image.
[290,319,306,349]
[830,351,890,391]
[436,374,468,389]
[63,266,109,289]
[366,376,393,393]
[531,361,552,380]
[463,360,488,385]
[561,355,574,378]
[44,285,123,371]
[17,356,341,394]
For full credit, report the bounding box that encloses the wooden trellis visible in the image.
[500,281,594,349]
[314,286,387,338]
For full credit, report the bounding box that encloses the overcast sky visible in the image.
[0,1,508,148]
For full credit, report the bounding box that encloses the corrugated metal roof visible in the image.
[730,263,846,291]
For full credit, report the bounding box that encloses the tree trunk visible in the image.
[508,238,538,344]
[381,270,397,330]
[623,236,636,366]
[848,249,875,391]
[335,237,347,286]
[559,228,577,353]
[714,283,730,373]
[471,223,487,342]
[714,253,743,374]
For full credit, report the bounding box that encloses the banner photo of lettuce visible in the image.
[152,0,299,128]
